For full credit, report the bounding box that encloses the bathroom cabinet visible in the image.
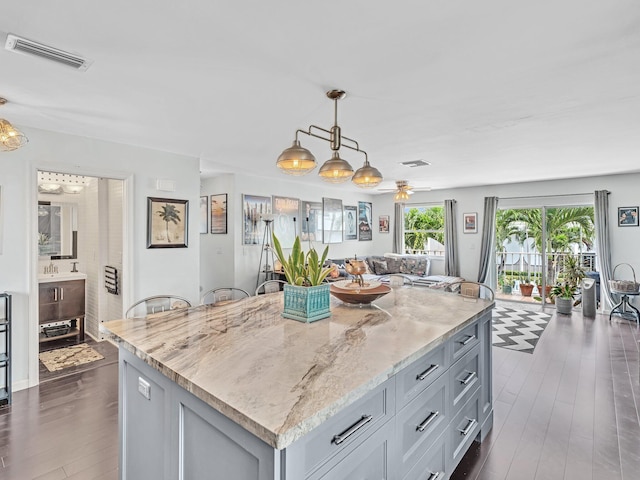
[0,292,11,405]
[39,278,85,343]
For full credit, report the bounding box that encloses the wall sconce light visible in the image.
[0,97,28,152]
[276,89,383,188]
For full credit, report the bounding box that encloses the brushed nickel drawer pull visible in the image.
[333,414,373,445]
[460,334,476,346]
[53,287,58,302]
[460,418,478,436]
[417,364,439,381]
[417,410,440,432]
[427,472,444,480]
[460,371,477,385]
[60,287,64,301]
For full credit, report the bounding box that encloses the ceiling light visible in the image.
[39,184,63,194]
[394,190,411,202]
[62,185,84,194]
[276,89,383,187]
[0,98,28,152]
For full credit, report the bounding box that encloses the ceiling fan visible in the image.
[378,180,431,201]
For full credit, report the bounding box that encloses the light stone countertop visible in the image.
[100,287,493,449]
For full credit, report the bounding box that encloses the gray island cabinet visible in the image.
[101,287,493,480]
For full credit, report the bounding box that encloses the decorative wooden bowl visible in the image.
[330,283,391,304]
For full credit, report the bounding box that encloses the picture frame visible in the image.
[379,215,390,233]
[147,197,188,248]
[272,196,300,248]
[322,197,343,244]
[199,196,208,234]
[210,193,228,234]
[358,201,372,241]
[344,205,357,240]
[301,200,323,244]
[618,206,639,227]
[242,194,272,245]
[463,212,477,234]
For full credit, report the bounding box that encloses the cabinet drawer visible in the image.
[294,377,395,476]
[397,372,449,479]
[308,419,394,480]
[450,344,480,412]
[449,393,480,469]
[396,343,448,409]
[403,435,447,480]
[450,321,479,364]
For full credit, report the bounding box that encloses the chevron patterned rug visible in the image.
[492,306,552,354]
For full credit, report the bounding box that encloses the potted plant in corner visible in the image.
[499,274,512,295]
[550,282,576,315]
[519,274,534,297]
[272,233,333,323]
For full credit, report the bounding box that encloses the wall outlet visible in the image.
[138,377,151,400]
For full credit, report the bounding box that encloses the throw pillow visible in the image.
[372,259,389,275]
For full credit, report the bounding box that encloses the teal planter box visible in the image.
[282,283,331,323]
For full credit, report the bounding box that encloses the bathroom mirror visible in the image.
[38,201,78,259]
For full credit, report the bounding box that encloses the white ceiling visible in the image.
[2,1,640,193]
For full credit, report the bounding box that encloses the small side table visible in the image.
[609,291,640,324]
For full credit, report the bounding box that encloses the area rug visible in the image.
[39,343,105,372]
[492,306,552,354]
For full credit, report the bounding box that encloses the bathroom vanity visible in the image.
[102,287,493,480]
[38,273,86,343]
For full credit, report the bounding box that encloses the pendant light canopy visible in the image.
[0,98,28,152]
[276,89,382,187]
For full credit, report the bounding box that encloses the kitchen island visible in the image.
[101,287,493,480]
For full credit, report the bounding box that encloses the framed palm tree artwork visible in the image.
[147,197,189,248]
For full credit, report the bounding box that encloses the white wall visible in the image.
[0,126,201,390]
[200,173,391,295]
[376,172,640,309]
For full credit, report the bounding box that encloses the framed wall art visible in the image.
[199,196,208,234]
[242,194,272,245]
[210,193,227,234]
[322,197,343,244]
[463,212,478,234]
[147,197,188,248]
[618,206,639,227]
[358,201,372,241]
[272,196,300,248]
[344,205,357,240]
[379,215,390,233]
[301,200,323,244]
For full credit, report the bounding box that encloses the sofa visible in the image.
[326,253,464,288]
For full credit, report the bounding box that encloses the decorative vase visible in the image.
[501,285,512,294]
[519,283,534,297]
[555,297,573,315]
[282,283,331,323]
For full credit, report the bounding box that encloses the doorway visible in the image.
[36,171,125,380]
[495,204,596,308]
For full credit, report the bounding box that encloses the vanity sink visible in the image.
[38,272,87,283]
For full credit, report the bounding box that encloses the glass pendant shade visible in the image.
[0,118,28,152]
[351,161,383,188]
[276,140,317,175]
[394,190,410,202]
[318,152,354,183]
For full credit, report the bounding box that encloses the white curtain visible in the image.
[393,202,405,254]
[478,197,498,284]
[594,190,615,309]
[444,199,458,276]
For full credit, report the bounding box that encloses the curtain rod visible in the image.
[499,192,595,200]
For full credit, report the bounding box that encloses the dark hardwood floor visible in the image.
[452,304,640,480]
[1,306,638,479]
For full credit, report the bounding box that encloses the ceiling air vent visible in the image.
[400,160,431,168]
[5,34,92,71]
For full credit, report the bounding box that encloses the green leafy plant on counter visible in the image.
[272,234,332,286]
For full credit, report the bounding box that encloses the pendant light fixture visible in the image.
[0,97,28,152]
[276,89,382,187]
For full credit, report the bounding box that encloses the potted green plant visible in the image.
[272,234,333,322]
[550,282,576,314]
[519,274,534,297]
[499,274,512,294]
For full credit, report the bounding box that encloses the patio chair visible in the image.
[201,287,250,306]
[125,295,192,318]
